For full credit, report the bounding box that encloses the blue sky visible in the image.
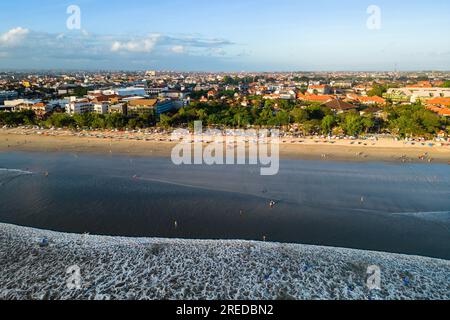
[0,0,449,71]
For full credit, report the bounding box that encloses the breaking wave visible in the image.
[0,168,33,186]
[392,211,450,224]
[0,168,33,175]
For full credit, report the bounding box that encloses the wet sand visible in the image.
[1,129,450,163]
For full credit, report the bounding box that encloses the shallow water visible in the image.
[0,151,449,260]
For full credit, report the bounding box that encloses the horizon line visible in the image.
[1,68,450,74]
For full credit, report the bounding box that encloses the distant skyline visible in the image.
[1,0,450,71]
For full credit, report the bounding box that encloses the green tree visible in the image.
[106,113,128,129]
[45,113,75,128]
[321,115,337,135]
[73,87,88,97]
[91,114,106,129]
[301,120,321,135]
[342,114,363,136]
[73,113,94,128]
[361,116,375,134]
[257,106,275,126]
[388,104,442,138]
[273,110,290,127]
[159,114,172,128]
[441,81,450,88]
[368,84,388,97]
[305,105,325,120]
[290,107,309,123]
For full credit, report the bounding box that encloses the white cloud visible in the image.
[0,27,29,46]
[171,45,185,54]
[209,48,226,56]
[0,28,238,70]
[111,34,160,53]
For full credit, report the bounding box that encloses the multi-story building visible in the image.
[307,85,331,95]
[4,99,41,110]
[30,102,52,118]
[108,103,127,115]
[127,99,176,116]
[65,98,94,115]
[408,87,450,102]
[127,99,158,115]
[385,87,450,103]
[145,86,168,96]
[160,90,189,100]
[93,102,109,114]
[155,100,177,115]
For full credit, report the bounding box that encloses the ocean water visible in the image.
[0,151,449,260]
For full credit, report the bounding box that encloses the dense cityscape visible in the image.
[1,0,450,305]
[1,70,450,140]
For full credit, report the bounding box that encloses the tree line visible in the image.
[1,101,448,138]
[159,100,448,138]
[0,111,154,131]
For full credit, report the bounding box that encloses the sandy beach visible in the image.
[1,223,449,300]
[1,128,450,163]
[1,129,450,300]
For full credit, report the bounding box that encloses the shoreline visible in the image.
[1,129,450,163]
[1,222,449,300]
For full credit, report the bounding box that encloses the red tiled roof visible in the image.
[427,97,450,107]
[407,81,433,88]
[308,85,327,89]
[358,96,386,104]
[297,93,334,102]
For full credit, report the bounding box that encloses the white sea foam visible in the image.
[391,211,450,224]
[0,168,33,186]
[0,223,449,300]
[0,168,33,175]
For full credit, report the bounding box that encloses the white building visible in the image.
[307,85,331,95]
[160,90,189,99]
[408,87,450,102]
[48,99,70,109]
[386,87,450,103]
[275,90,296,100]
[65,97,94,115]
[4,99,41,108]
[93,102,109,114]
[146,86,168,96]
